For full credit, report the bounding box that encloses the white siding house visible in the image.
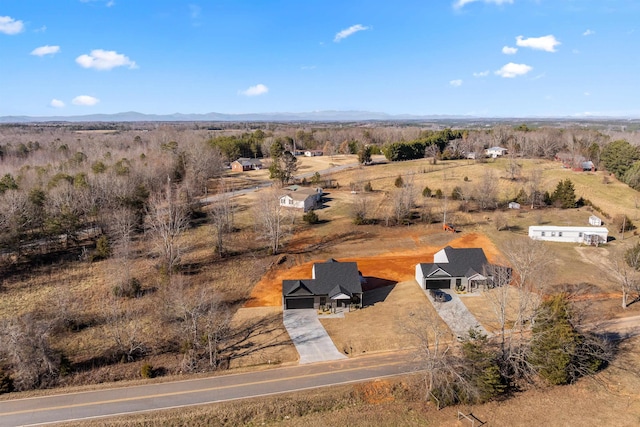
[528,225,608,245]
[279,187,322,212]
[485,146,508,158]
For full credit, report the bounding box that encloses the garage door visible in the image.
[425,279,451,290]
[286,298,314,309]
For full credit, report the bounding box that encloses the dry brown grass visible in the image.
[59,337,640,427]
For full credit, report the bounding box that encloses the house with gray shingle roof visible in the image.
[282,259,363,310]
[415,246,502,292]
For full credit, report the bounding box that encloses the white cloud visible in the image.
[50,99,65,108]
[584,92,590,96]
[449,79,463,87]
[76,49,137,70]
[0,16,25,35]
[516,35,560,52]
[80,0,115,5]
[583,29,594,36]
[454,0,513,9]
[72,95,100,106]
[473,70,490,77]
[189,4,201,19]
[301,65,317,70]
[239,84,269,97]
[334,24,370,42]
[495,62,533,78]
[502,46,518,55]
[31,45,61,57]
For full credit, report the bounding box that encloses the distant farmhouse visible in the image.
[528,225,608,246]
[282,259,364,310]
[415,246,503,293]
[304,150,323,157]
[485,146,508,158]
[555,153,596,172]
[231,158,263,172]
[279,185,323,212]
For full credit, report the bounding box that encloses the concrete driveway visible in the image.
[283,309,347,364]
[423,288,489,339]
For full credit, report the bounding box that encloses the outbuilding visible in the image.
[589,215,603,226]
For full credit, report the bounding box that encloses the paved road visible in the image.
[200,157,382,205]
[1,313,638,426]
[0,352,420,427]
[283,309,347,364]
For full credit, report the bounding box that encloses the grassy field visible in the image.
[3,154,640,424]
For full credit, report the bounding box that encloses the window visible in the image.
[558,232,563,237]
[578,232,583,237]
[551,231,556,237]
[541,231,546,236]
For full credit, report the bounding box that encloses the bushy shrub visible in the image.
[302,209,319,225]
[113,277,142,298]
[141,363,154,379]
[0,369,14,394]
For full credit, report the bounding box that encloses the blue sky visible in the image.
[1,0,639,118]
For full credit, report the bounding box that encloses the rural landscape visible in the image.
[2,1,640,424]
[1,119,640,425]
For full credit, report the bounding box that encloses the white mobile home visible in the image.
[528,225,608,245]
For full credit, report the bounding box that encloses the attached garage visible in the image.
[424,279,451,290]
[285,297,314,310]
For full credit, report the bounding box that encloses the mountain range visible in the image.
[1,110,638,124]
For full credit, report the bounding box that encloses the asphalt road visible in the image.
[1,315,638,426]
[0,352,422,426]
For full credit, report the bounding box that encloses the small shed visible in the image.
[589,215,603,226]
[508,202,521,210]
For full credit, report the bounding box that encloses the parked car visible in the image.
[429,289,447,302]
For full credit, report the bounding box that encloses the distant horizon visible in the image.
[2,1,639,118]
[2,109,640,124]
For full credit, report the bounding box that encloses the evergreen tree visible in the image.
[551,179,577,208]
[529,294,607,385]
[461,329,505,403]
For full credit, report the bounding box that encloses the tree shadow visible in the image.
[223,312,293,361]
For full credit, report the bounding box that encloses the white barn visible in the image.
[528,225,608,245]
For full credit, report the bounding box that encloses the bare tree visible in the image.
[351,194,371,225]
[168,275,230,371]
[474,170,498,211]
[146,180,189,274]
[616,244,640,309]
[402,310,456,404]
[209,184,235,258]
[390,175,415,225]
[489,238,554,381]
[253,186,291,255]
[424,144,440,165]
[0,313,61,390]
[103,296,146,362]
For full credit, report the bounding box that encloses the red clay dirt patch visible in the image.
[244,231,502,308]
